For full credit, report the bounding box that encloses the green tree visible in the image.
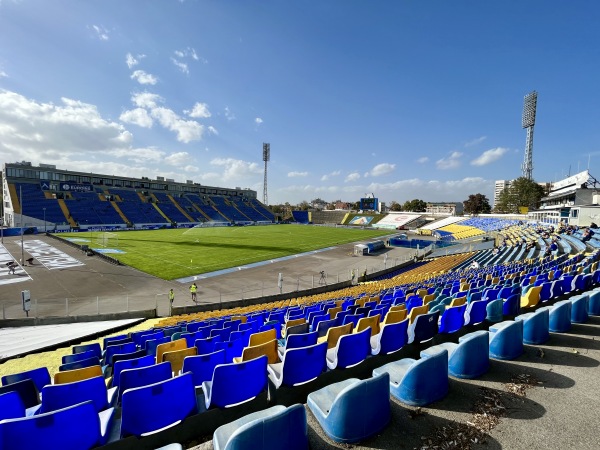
[463,193,491,215]
[297,200,310,211]
[494,177,545,213]
[389,201,403,211]
[402,199,427,212]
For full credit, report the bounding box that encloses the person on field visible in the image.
[190,283,197,303]
[168,288,175,314]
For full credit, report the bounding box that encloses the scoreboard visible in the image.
[360,197,378,211]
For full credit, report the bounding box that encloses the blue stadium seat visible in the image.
[202,355,268,409]
[407,310,440,344]
[570,294,590,323]
[72,343,102,360]
[102,334,130,349]
[278,331,318,357]
[182,349,227,388]
[121,372,198,438]
[373,347,448,407]
[427,330,489,379]
[117,361,172,404]
[326,327,371,370]
[268,342,327,388]
[549,300,572,332]
[213,404,308,450]
[1,367,50,393]
[516,308,550,344]
[485,298,504,322]
[0,400,113,449]
[145,336,171,356]
[370,319,408,356]
[588,289,600,315]
[464,299,487,326]
[0,379,39,410]
[59,356,101,372]
[502,293,521,317]
[62,349,97,364]
[103,342,137,366]
[214,339,245,362]
[307,373,390,443]
[438,304,466,335]
[0,391,25,421]
[489,320,523,360]
[111,355,155,390]
[195,335,223,355]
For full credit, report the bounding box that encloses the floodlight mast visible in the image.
[521,91,538,180]
[262,143,270,205]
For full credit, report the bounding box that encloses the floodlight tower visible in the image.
[262,143,270,205]
[521,91,538,180]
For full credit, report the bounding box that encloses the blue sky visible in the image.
[0,0,599,206]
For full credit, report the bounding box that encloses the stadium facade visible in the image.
[1,161,274,231]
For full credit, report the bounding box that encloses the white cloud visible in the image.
[91,25,109,41]
[0,69,7,78]
[186,102,211,118]
[151,107,204,143]
[125,53,140,69]
[0,89,146,164]
[164,152,190,166]
[171,58,189,74]
[130,70,158,85]
[465,136,487,147]
[209,158,262,181]
[288,171,308,178]
[471,147,509,166]
[224,107,235,121]
[416,156,429,163]
[119,107,153,128]
[131,92,162,109]
[436,151,463,170]
[255,117,263,125]
[207,126,218,135]
[345,172,361,182]
[321,170,341,181]
[366,163,396,177]
[106,147,164,164]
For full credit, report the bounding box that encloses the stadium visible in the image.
[1,158,600,450]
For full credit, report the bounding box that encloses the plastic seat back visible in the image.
[377,319,409,355]
[502,294,520,317]
[316,318,337,338]
[103,334,128,349]
[118,361,172,403]
[284,331,319,352]
[520,286,541,309]
[73,343,102,360]
[214,339,246,362]
[104,342,137,366]
[182,350,227,388]
[249,328,277,347]
[204,356,268,409]
[62,349,96,365]
[121,372,197,438]
[195,335,223,355]
[240,339,279,364]
[355,315,380,337]
[485,298,504,323]
[0,378,39,409]
[2,367,50,393]
[277,341,327,387]
[145,336,170,356]
[112,355,155,389]
[54,365,102,385]
[111,349,147,367]
[408,304,429,324]
[323,323,353,349]
[162,347,198,375]
[333,328,371,369]
[39,375,109,414]
[0,400,104,450]
[59,356,101,372]
[213,404,308,450]
[464,299,487,326]
[438,304,466,334]
[408,310,440,344]
[0,391,25,421]
[156,338,188,365]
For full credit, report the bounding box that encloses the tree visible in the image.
[463,193,491,215]
[494,177,545,213]
[402,199,427,212]
[389,201,403,211]
[297,200,310,211]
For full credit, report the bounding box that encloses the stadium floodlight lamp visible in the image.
[263,143,270,162]
[522,91,538,129]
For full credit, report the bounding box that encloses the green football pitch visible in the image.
[62,226,392,280]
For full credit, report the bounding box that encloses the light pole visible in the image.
[43,208,46,233]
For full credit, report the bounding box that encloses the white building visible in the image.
[494,180,511,206]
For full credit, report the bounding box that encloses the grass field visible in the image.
[61,225,392,280]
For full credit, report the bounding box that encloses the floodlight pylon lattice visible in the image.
[521,91,538,180]
[263,143,270,205]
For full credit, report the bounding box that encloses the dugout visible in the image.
[354,240,385,255]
